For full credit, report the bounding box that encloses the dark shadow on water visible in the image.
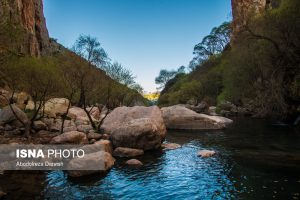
[1,117,300,199]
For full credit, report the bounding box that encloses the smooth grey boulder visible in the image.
[161,105,233,130]
[101,106,166,150]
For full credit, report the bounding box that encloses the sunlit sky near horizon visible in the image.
[44,0,231,93]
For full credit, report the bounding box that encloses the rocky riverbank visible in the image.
[0,96,231,178]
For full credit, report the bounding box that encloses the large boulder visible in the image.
[0,104,29,128]
[67,151,115,177]
[44,98,69,118]
[50,131,88,144]
[161,105,233,130]
[101,106,166,150]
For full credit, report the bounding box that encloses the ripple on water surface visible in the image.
[5,118,299,200]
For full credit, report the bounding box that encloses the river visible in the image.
[1,117,300,199]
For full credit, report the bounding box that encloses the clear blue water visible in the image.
[1,118,300,199]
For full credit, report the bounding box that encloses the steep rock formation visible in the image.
[231,0,267,36]
[0,0,50,56]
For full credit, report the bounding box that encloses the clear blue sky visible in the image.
[44,0,231,93]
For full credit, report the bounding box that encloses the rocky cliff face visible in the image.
[231,0,267,36]
[0,0,50,56]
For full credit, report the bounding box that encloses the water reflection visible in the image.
[1,117,300,199]
[39,118,300,199]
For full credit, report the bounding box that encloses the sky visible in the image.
[43,0,232,93]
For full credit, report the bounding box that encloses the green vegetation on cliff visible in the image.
[0,16,147,110]
[157,0,300,118]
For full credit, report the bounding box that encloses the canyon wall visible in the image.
[231,0,267,36]
[0,0,50,56]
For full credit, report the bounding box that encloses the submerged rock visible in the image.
[161,105,233,130]
[50,131,88,144]
[125,159,143,167]
[67,151,115,177]
[198,150,216,158]
[101,106,166,150]
[113,147,144,158]
[161,143,181,150]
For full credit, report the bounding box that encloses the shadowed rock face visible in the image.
[0,0,50,56]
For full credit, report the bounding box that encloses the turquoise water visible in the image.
[1,118,300,199]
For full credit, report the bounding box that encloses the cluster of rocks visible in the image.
[0,94,232,177]
[0,104,29,135]
[217,101,253,117]
[181,100,254,117]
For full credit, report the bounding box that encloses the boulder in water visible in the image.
[161,105,232,130]
[161,143,181,150]
[198,150,216,158]
[101,106,166,150]
[125,159,143,168]
[113,147,144,157]
[67,151,115,177]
